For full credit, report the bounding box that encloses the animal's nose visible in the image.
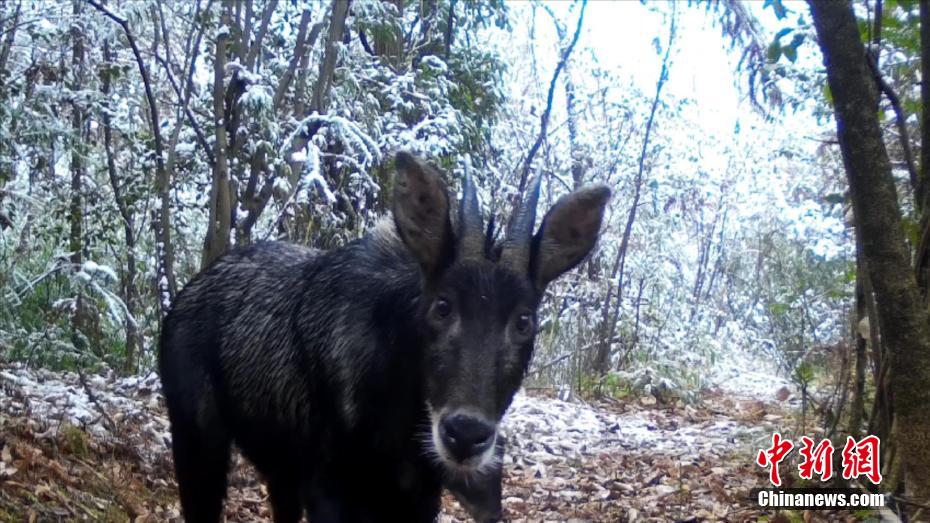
[439,413,495,462]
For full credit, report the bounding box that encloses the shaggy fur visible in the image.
[159,153,609,522]
[161,227,445,521]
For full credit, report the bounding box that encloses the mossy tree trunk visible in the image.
[810,0,930,503]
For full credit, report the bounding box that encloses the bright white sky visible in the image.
[538,0,820,138]
[502,1,846,260]
[585,1,745,136]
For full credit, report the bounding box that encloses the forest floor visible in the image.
[0,362,873,522]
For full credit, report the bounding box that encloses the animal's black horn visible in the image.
[500,174,542,272]
[458,164,485,260]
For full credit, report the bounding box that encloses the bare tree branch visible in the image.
[154,0,215,167]
[246,0,277,69]
[238,0,350,241]
[517,0,586,194]
[0,0,20,76]
[595,3,676,376]
[865,56,918,194]
[87,0,176,313]
[271,8,315,109]
[203,4,232,267]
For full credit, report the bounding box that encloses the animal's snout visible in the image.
[439,413,495,462]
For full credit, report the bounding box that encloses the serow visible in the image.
[159,152,610,522]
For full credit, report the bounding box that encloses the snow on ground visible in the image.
[500,352,795,470]
[0,362,785,464]
[0,362,792,521]
[706,351,795,401]
[505,392,763,459]
[0,364,170,461]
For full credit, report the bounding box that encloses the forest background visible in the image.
[2,0,930,513]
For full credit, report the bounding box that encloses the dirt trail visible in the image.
[0,363,797,521]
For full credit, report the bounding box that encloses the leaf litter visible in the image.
[0,363,869,521]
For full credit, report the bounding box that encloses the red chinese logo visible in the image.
[841,435,882,485]
[756,432,794,487]
[757,434,882,486]
[798,436,834,481]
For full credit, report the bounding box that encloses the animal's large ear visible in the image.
[531,185,611,289]
[393,152,454,279]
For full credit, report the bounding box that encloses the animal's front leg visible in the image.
[386,460,444,523]
[265,474,302,523]
[444,435,505,522]
[303,462,442,523]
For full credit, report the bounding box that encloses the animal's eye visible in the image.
[434,298,452,319]
[515,313,534,336]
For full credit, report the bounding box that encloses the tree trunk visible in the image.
[282,0,350,202]
[810,0,930,502]
[593,7,674,376]
[916,0,930,311]
[0,1,21,92]
[89,0,178,315]
[555,7,585,193]
[310,0,350,116]
[102,40,142,373]
[69,0,84,268]
[444,0,455,57]
[202,7,232,268]
[850,263,867,438]
[374,0,405,66]
[920,0,930,214]
[69,0,88,350]
[236,0,349,243]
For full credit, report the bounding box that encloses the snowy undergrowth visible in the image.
[0,365,169,461]
[0,362,793,521]
[501,386,779,475]
[0,361,790,468]
[705,350,795,401]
